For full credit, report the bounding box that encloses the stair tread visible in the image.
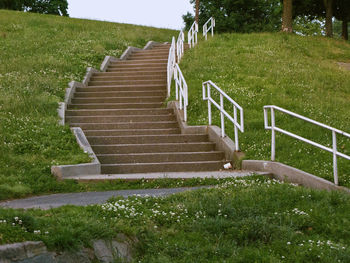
[97,151,224,156]
[102,160,224,166]
[92,142,215,146]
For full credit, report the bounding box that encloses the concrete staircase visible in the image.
[66,43,226,174]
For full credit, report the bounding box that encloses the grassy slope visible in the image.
[0,177,350,262]
[179,33,350,186]
[0,10,178,200]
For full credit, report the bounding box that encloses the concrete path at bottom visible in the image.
[0,171,265,210]
[0,187,208,210]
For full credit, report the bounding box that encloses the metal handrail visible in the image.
[203,17,215,40]
[188,21,198,48]
[176,30,185,62]
[174,63,189,122]
[202,80,244,151]
[167,36,176,97]
[264,105,350,185]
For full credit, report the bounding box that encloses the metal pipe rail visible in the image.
[188,21,198,48]
[167,36,176,97]
[174,63,189,122]
[264,105,350,185]
[176,31,185,62]
[202,80,244,151]
[203,17,215,40]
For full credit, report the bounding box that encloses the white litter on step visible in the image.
[223,163,232,169]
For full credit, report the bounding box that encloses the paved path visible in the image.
[0,187,206,210]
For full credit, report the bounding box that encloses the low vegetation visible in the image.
[179,33,350,187]
[1,176,350,262]
[0,10,177,200]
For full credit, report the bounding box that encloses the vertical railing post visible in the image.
[234,106,239,151]
[332,130,338,185]
[179,78,183,110]
[271,108,276,161]
[211,19,214,37]
[184,84,188,122]
[220,93,225,137]
[175,67,178,100]
[207,84,212,125]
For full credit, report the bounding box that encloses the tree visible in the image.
[282,0,293,32]
[334,0,350,40]
[324,0,334,37]
[183,0,282,33]
[195,0,199,24]
[0,0,25,10]
[0,0,69,16]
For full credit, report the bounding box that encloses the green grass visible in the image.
[1,176,350,262]
[0,10,179,200]
[178,33,350,187]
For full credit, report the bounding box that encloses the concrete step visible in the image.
[111,60,168,65]
[74,90,166,98]
[68,102,164,110]
[66,114,176,124]
[97,151,225,164]
[90,75,166,81]
[92,142,216,154]
[71,96,165,104]
[88,134,208,145]
[71,121,179,130]
[93,71,167,77]
[107,64,166,70]
[129,55,168,60]
[77,84,165,92]
[88,79,166,86]
[132,52,169,57]
[107,67,166,72]
[83,128,181,136]
[101,161,224,174]
[152,46,170,49]
[126,57,169,62]
[66,108,173,117]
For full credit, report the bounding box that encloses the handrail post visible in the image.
[179,77,183,110]
[220,93,225,137]
[333,130,338,185]
[234,106,239,151]
[175,68,178,100]
[211,18,214,37]
[184,84,188,122]
[271,107,276,161]
[207,84,212,125]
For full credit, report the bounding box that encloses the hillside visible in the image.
[180,33,350,186]
[0,10,177,200]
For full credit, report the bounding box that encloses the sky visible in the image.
[67,0,194,30]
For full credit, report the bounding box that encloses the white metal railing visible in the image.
[264,105,350,185]
[174,63,189,122]
[176,30,185,62]
[188,21,198,48]
[167,36,176,97]
[203,17,215,40]
[202,81,244,151]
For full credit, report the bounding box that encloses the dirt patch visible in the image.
[337,62,350,71]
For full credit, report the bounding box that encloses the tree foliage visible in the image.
[0,0,68,16]
[183,0,282,33]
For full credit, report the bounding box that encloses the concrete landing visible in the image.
[64,170,263,181]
